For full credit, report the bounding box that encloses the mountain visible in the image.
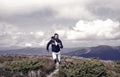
[1,45,120,60]
[0,47,48,55]
[0,47,81,55]
[65,45,120,60]
[63,47,90,56]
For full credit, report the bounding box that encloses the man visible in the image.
[46,33,63,64]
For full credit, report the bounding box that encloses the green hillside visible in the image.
[60,58,109,77]
[0,54,55,77]
[0,54,120,77]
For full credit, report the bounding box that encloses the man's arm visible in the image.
[60,40,63,49]
[46,40,51,51]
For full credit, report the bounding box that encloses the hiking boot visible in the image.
[59,61,61,64]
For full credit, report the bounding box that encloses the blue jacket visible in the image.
[46,39,63,52]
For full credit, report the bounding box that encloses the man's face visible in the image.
[54,35,58,39]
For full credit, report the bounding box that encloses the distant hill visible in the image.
[0,47,48,55]
[0,47,81,55]
[63,47,90,56]
[0,45,120,60]
[65,45,120,60]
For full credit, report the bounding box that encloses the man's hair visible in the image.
[51,36,54,39]
[54,33,59,36]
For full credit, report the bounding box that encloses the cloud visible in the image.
[1,0,120,47]
[0,23,18,47]
[51,19,120,47]
[0,0,96,20]
[1,0,120,20]
[90,0,120,11]
[0,22,45,47]
[88,0,120,20]
[0,19,120,47]
[0,23,18,34]
[65,19,120,40]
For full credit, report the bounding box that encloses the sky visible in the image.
[0,0,120,48]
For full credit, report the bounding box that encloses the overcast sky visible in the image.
[0,0,120,48]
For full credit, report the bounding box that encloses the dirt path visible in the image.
[47,63,59,77]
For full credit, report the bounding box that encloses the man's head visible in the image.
[54,33,59,39]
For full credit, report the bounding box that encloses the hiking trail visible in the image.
[47,63,59,77]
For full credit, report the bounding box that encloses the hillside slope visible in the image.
[65,45,120,60]
[0,54,120,77]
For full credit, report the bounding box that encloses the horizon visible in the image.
[0,44,120,50]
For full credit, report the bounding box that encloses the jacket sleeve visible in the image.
[46,40,51,50]
[60,40,63,49]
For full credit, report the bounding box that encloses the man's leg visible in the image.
[52,52,57,64]
[57,51,61,64]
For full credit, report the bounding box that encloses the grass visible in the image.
[0,54,120,77]
[113,61,120,73]
[0,54,55,77]
[4,60,44,71]
[59,58,110,77]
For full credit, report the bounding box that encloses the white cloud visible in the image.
[66,19,120,40]
[0,19,120,47]
[1,0,120,47]
[35,31,44,36]
[29,31,44,38]
[25,43,32,47]
[0,22,45,47]
[39,39,47,47]
[51,19,120,47]
[0,23,18,47]
[0,23,18,35]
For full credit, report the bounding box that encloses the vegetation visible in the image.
[59,58,110,77]
[0,54,120,77]
[113,61,120,73]
[0,54,55,77]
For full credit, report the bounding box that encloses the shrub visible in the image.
[59,59,110,77]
